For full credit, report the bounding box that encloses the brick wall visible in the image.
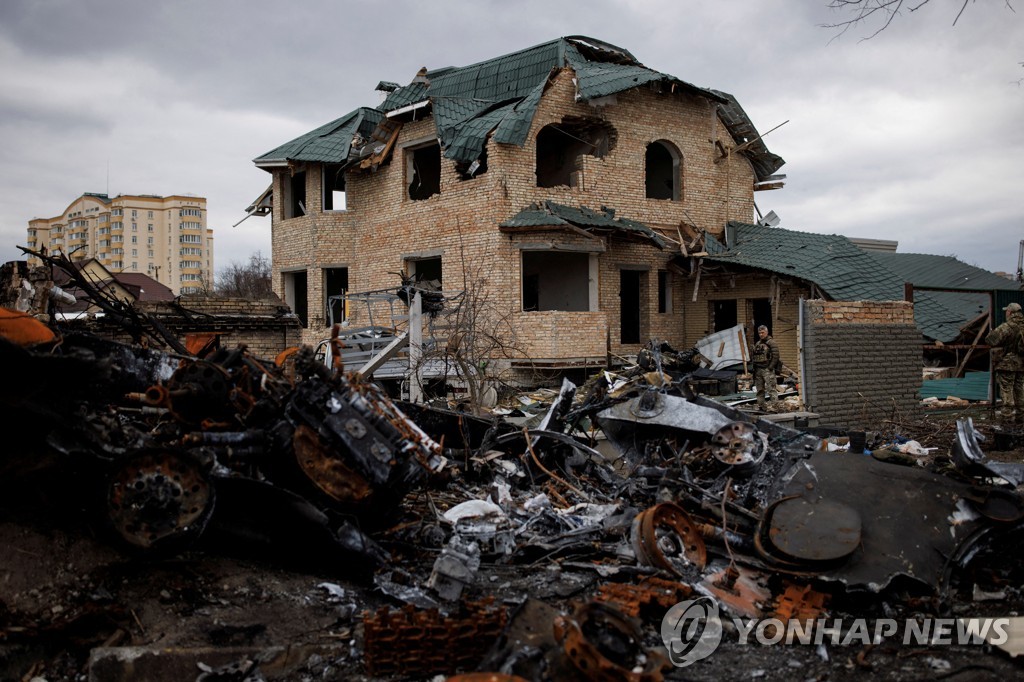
[267,67,763,360]
[802,300,921,429]
[681,271,808,374]
[70,297,302,361]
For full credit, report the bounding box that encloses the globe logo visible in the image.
[661,596,723,667]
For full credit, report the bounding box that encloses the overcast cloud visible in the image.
[1,0,1021,277]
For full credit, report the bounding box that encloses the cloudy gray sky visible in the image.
[1,0,1021,277]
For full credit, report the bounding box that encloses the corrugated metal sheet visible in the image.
[919,371,992,401]
[695,324,750,371]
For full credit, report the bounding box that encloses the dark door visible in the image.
[752,298,772,334]
[620,270,641,344]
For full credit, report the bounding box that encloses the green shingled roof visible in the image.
[257,36,780,174]
[704,222,964,341]
[870,252,1021,333]
[501,201,667,248]
[253,108,383,164]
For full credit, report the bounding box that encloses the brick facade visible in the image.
[268,68,761,361]
[802,300,921,429]
[67,297,302,361]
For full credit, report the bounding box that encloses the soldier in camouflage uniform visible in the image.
[752,325,781,411]
[986,302,1024,422]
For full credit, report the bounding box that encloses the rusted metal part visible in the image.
[594,577,693,619]
[291,424,374,506]
[552,602,670,682]
[710,420,766,473]
[770,581,830,623]
[362,598,507,677]
[700,565,772,619]
[759,497,861,565]
[631,502,707,575]
[0,307,57,346]
[106,450,214,550]
[164,360,234,425]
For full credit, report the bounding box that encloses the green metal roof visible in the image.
[919,371,991,401]
[871,251,1021,337]
[704,223,963,341]
[253,107,383,164]
[501,201,667,248]
[258,37,778,172]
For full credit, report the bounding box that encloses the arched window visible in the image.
[645,140,681,201]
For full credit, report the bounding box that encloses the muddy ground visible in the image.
[1,408,1022,682]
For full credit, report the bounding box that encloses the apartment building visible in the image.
[26,193,214,295]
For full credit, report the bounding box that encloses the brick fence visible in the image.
[802,300,921,430]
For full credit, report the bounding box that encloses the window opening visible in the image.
[536,117,617,188]
[283,270,308,327]
[645,140,681,200]
[456,146,488,181]
[323,164,347,211]
[522,251,590,312]
[407,257,442,289]
[285,169,306,218]
[407,142,441,200]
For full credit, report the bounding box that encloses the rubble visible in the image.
[2,254,1024,680]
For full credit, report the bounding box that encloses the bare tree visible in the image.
[215,252,274,299]
[822,0,1015,40]
[423,264,528,413]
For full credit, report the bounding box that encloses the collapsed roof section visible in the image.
[254,36,782,180]
[254,107,384,167]
[704,222,964,341]
[500,201,668,249]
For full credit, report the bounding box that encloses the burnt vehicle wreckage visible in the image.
[2,252,1024,680]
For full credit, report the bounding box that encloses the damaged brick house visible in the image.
[251,36,785,372]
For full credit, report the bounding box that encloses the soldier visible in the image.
[752,325,781,412]
[985,302,1024,422]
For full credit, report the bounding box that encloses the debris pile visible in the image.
[2,255,1023,681]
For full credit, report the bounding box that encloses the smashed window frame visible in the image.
[535,117,617,189]
[455,146,488,182]
[405,139,442,201]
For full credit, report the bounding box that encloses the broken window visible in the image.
[712,299,737,332]
[522,251,591,312]
[456,146,488,181]
[645,140,681,200]
[407,257,442,289]
[283,270,308,328]
[406,142,441,200]
[284,169,306,219]
[322,164,346,211]
[535,117,616,188]
[657,269,672,314]
[324,267,348,327]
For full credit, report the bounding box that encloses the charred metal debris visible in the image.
[2,264,1024,680]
